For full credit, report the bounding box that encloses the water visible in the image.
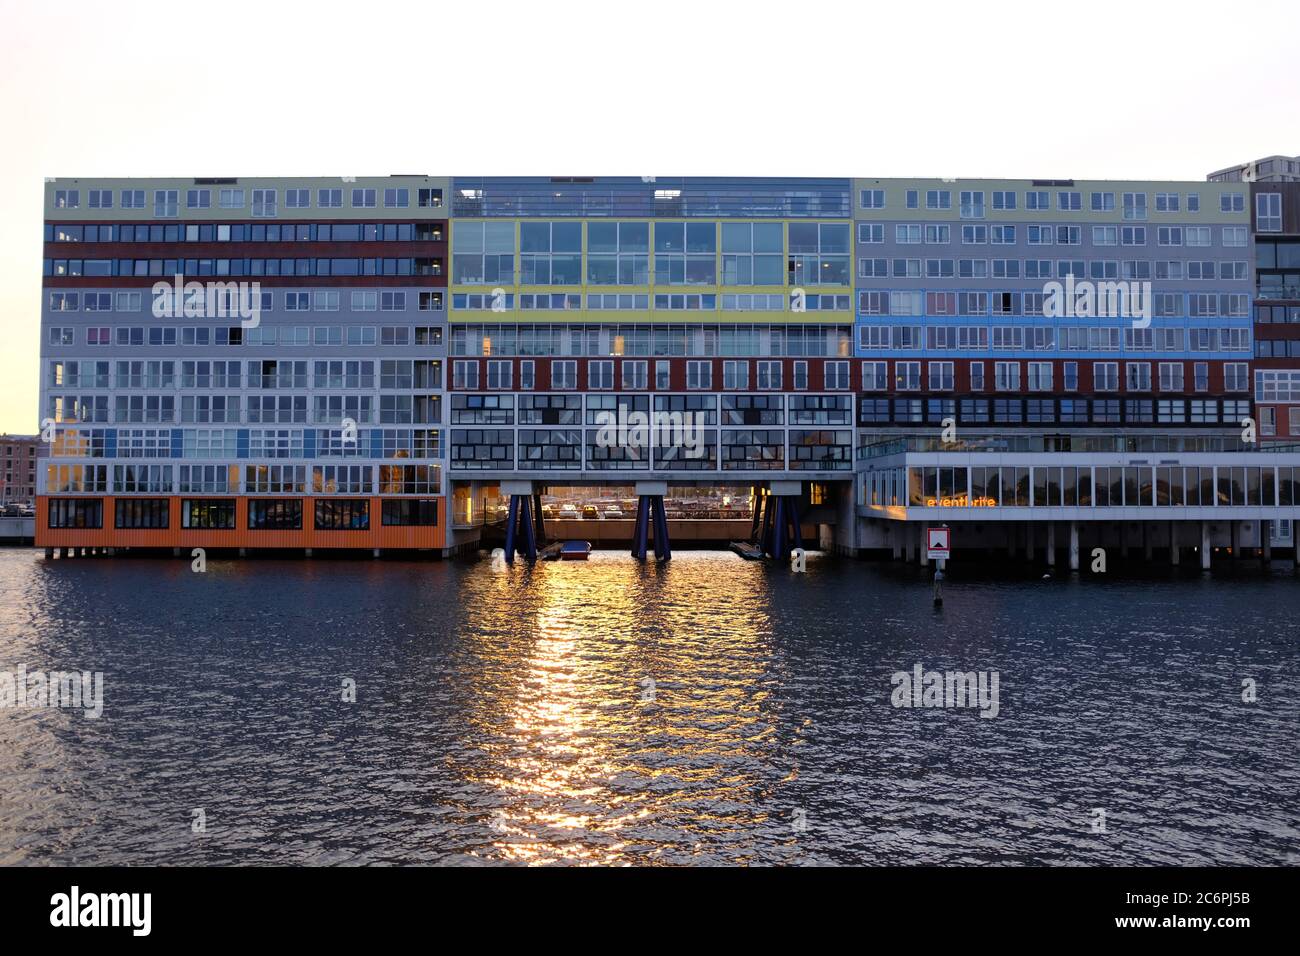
[0,547,1296,866]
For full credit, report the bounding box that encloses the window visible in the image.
[1224,363,1249,392]
[352,188,377,208]
[154,189,178,218]
[384,187,409,208]
[896,361,920,391]
[248,499,303,530]
[115,498,170,529]
[315,499,370,531]
[552,360,577,390]
[722,360,749,390]
[686,360,712,390]
[318,188,343,208]
[452,360,480,390]
[251,189,277,217]
[382,499,438,526]
[1094,362,1119,391]
[285,188,310,208]
[589,360,614,390]
[48,498,102,529]
[218,188,244,209]
[825,360,850,390]
[995,361,1020,391]
[928,361,954,391]
[1220,193,1245,213]
[756,360,782,390]
[182,499,235,529]
[486,360,513,389]
[186,188,210,209]
[1257,193,1282,232]
[1027,362,1052,391]
[621,360,648,390]
[1126,362,1151,391]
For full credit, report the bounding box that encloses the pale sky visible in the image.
[1,0,1296,433]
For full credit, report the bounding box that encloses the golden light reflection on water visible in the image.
[455,552,782,865]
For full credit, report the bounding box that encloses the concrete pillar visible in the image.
[373,548,381,559]
[1024,523,1034,562]
[172,547,181,558]
[44,548,53,560]
[1006,524,1017,559]
[1201,522,1212,570]
[238,547,247,558]
[891,532,902,561]
[1046,523,1056,567]
[1143,523,1153,561]
[1069,522,1080,571]
[78,548,87,558]
[305,548,314,558]
[917,524,928,567]
[1230,521,1238,562]
[904,529,915,564]
[1170,522,1180,565]
[1262,526,1272,564]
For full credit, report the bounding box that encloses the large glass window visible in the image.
[587,222,649,285]
[721,222,784,285]
[520,221,582,284]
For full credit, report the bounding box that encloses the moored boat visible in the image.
[560,540,592,560]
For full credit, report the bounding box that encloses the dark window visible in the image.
[381,499,439,526]
[315,499,371,530]
[248,498,303,530]
[114,497,170,529]
[48,498,102,529]
[182,498,236,529]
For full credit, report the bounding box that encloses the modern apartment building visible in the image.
[0,434,38,505]
[41,176,448,553]
[1208,155,1300,184]
[36,172,1300,561]
[1251,180,1300,443]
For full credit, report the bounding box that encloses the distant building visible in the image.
[1,435,39,504]
[1208,155,1300,184]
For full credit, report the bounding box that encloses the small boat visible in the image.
[729,541,765,561]
[559,540,592,561]
[539,542,564,561]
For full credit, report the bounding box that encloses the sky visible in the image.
[0,0,1296,433]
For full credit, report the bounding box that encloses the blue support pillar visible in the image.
[771,496,787,561]
[517,495,537,561]
[760,493,775,556]
[632,495,650,561]
[532,492,546,545]
[651,495,672,562]
[503,496,519,564]
[788,499,804,552]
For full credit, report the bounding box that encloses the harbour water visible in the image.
[0,548,1296,865]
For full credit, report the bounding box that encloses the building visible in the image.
[41,177,448,552]
[0,434,39,505]
[36,174,1300,563]
[1208,155,1300,184]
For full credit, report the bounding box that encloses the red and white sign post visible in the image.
[926,526,951,561]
